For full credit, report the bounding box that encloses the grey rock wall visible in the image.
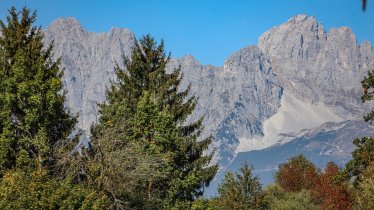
[258,15,374,116]
[43,18,135,131]
[43,15,374,171]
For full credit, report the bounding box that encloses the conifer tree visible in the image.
[91,35,217,208]
[0,7,109,209]
[342,71,374,185]
[0,7,76,173]
[215,162,267,210]
[81,93,177,209]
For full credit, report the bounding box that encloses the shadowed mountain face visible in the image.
[43,15,374,191]
[204,119,374,196]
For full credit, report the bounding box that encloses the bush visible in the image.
[265,184,317,210]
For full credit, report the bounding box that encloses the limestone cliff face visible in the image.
[43,15,374,170]
[43,18,135,131]
[167,47,282,166]
[258,15,374,115]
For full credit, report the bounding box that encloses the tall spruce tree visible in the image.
[0,7,110,209]
[91,35,217,208]
[0,7,76,173]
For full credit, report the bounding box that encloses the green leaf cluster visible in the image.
[264,184,317,210]
[0,169,109,210]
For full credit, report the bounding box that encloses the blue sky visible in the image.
[1,0,373,65]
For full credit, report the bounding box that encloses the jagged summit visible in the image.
[107,27,133,37]
[225,46,265,64]
[48,17,134,39]
[43,19,135,131]
[183,54,200,64]
[287,14,316,24]
[49,17,83,29]
[43,14,374,183]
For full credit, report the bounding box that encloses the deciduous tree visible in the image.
[311,162,353,210]
[275,155,318,192]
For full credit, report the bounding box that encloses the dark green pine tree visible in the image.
[341,70,374,185]
[0,7,76,173]
[91,35,217,208]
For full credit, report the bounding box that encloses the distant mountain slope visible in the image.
[205,119,374,196]
[43,15,374,180]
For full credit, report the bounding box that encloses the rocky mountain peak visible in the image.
[49,17,84,31]
[43,18,135,131]
[258,14,373,115]
[108,27,133,38]
[43,14,374,177]
[182,54,201,65]
[362,40,373,50]
[327,26,356,44]
[225,46,264,66]
[287,14,316,25]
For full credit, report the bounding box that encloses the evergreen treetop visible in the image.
[0,7,76,173]
[90,35,217,208]
[216,162,267,209]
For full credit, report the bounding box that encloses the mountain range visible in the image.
[43,15,374,195]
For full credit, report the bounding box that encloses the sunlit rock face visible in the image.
[43,15,374,178]
[44,18,135,131]
[167,47,282,167]
[258,15,372,116]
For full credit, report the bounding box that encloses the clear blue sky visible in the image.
[1,0,373,66]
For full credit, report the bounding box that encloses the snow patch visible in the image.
[235,92,343,153]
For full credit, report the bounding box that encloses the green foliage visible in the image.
[355,162,374,210]
[215,162,267,210]
[0,168,110,210]
[130,92,179,156]
[76,94,176,209]
[0,7,102,209]
[343,137,374,185]
[83,142,168,209]
[264,184,317,210]
[0,7,76,173]
[275,155,318,192]
[89,35,217,208]
[191,198,216,210]
[361,70,374,123]
[348,69,374,185]
[343,69,374,208]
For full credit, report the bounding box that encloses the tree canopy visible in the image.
[87,35,217,209]
[0,6,76,174]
